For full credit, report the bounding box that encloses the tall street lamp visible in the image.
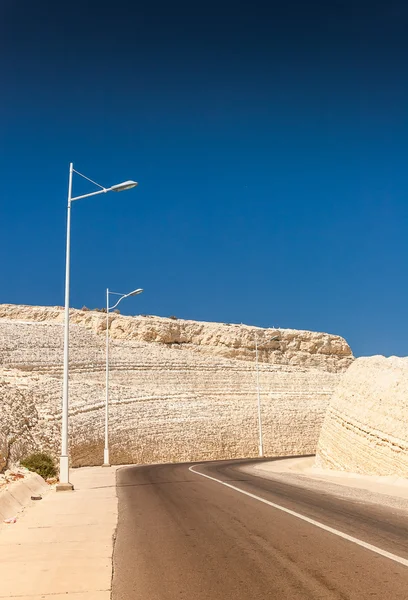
[57,163,138,492]
[103,287,143,467]
[254,332,280,458]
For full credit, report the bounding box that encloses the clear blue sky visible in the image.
[1,1,408,357]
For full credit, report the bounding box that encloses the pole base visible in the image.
[56,482,74,492]
[102,463,111,468]
[59,454,70,485]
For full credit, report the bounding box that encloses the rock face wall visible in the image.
[0,304,353,468]
[316,356,408,477]
[0,381,39,472]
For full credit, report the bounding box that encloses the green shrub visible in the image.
[21,453,57,480]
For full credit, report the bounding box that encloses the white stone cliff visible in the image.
[316,356,408,477]
[0,304,353,468]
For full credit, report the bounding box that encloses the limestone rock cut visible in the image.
[0,304,353,467]
[315,356,408,477]
[0,379,39,472]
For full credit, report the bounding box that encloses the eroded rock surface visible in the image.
[316,356,408,476]
[0,380,38,472]
[0,304,353,467]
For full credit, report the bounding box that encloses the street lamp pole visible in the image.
[104,288,110,467]
[254,332,264,458]
[103,287,143,467]
[254,332,280,460]
[56,164,138,491]
[59,163,74,490]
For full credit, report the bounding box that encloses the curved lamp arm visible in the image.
[108,288,143,311]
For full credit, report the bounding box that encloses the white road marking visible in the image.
[188,464,408,568]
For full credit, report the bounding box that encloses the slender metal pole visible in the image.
[103,288,110,466]
[57,163,74,490]
[255,333,264,457]
[102,288,143,465]
[55,166,138,487]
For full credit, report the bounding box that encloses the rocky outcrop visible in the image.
[0,304,353,467]
[316,356,408,476]
[0,304,353,372]
[0,380,38,472]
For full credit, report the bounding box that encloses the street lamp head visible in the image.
[127,288,143,297]
[110,180,138,192]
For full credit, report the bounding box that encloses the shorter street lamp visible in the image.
[254,333,280,458]
[103,287,143,467]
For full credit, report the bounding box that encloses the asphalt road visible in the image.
[112,459,408,599]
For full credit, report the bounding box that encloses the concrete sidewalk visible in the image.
[0,466,118,599]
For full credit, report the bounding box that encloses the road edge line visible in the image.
[188,464,408,568]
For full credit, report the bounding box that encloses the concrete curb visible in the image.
[0,473,48,521]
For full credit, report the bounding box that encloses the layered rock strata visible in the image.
[0,304,353,468]
[316,356,408,477]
